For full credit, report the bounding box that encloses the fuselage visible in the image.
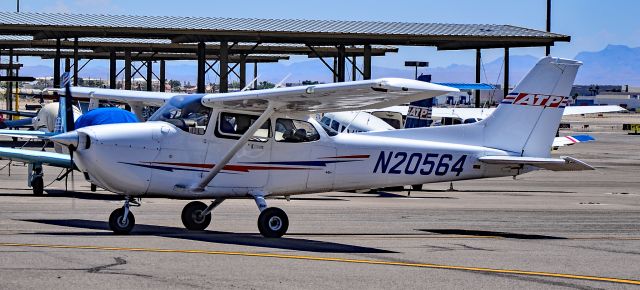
[71,106,520,199]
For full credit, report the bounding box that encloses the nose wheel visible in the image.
[181,201,211,230]
[108,197,138,234]
[181,199,224,231]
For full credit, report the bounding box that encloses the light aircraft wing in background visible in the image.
[0,109,38,118]
[64,87,177,107]
[380,105,627,121]
[563,105,627,115]
[0,147,71,168]
[0,129,52,139]
[201,78,459,112]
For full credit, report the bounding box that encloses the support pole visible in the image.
[546,0,551,56]
[109,49,116,89]
[146,60,153,91]
[332,57,337,82]
[73,38,79,86]
[351,55,357,81]
[253,62,258,89]
[197,42,206,93]
[239,55,246,90]
[219,41,229,93]
[337,45,346,82]
[504,48,510,98]
[159,60,166,92]
[7,48,13,110]
[54,39,61,89]
[363,45,372,80]
[124,49,131,90]
[64,58,71,73]
[475,49,481,108]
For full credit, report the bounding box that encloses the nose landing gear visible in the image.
[181,199,224,231]
[108,197,139,234]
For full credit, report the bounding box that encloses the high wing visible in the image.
[0,147,71,168]
[479,156,594,171]
[201,78,459,112]
[64,87,179,107]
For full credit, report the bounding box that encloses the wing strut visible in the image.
[190,102,278,192]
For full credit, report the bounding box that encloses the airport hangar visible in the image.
[0,11,569,110]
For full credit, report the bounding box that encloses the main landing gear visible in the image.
[108,197,140,234]
[254,195,289,238]
[29,164,44,196]
[179,196,289,238]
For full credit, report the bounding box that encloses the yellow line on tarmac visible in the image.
[1,242,639,286]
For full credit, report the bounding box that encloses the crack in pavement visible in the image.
[87,257,126,273]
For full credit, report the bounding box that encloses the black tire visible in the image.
[411,184,423,191]
[181,201,211,231]
[109,207,135,235]
[257,207,289,238]
[32,177,44,196]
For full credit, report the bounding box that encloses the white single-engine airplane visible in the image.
[2,57,592,238]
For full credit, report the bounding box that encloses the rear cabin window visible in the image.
[216,112,271,142]
[275,118,320,143]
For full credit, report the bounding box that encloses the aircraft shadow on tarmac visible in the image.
[21,219,395,254]
[0,190,122,200]
[419,229,567,240]
[327,191,456,199]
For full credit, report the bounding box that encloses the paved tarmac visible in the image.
[0,131,639,289]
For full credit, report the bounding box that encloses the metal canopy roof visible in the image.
[0,12,570,49]
[0,36,397,57]
[9,48,288,62]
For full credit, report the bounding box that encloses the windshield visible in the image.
[149,94,211,135]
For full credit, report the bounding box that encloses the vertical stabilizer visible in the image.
[54,72,75,134]
[480,57,581,157]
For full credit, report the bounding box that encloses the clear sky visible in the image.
[0,0,637,69]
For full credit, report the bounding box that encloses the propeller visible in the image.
[51,72,78,192]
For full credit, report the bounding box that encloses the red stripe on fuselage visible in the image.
[325,154,370,159]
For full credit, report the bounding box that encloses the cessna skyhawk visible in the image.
[2,57,592,238]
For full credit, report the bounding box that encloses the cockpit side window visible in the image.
[215,112,271,142]
[148,95,211,135]
[275,118,320,143]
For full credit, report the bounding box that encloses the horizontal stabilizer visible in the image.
[479,155,594,171]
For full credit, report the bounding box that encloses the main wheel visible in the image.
[32,176,44,196]
[109,207,135,234]
[257,207,289,238]
[181,201,211,231]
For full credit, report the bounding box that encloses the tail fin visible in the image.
[54,72,75,133]
[480,57,581,157]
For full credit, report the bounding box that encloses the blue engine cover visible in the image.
[74,108,139,129]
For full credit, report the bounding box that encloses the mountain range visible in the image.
[15,44,640,86]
